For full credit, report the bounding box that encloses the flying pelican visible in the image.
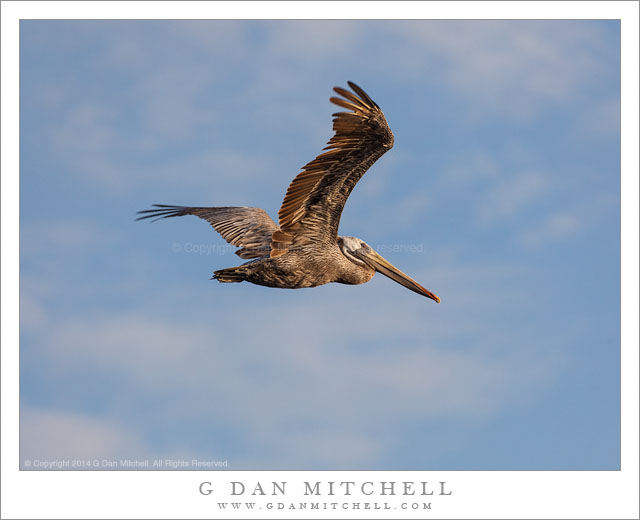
[138,82,440,302]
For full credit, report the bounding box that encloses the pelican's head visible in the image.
[338,236,440,303]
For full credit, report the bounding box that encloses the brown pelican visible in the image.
[138,82,440,302]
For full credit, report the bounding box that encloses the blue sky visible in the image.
[19,20,620,470]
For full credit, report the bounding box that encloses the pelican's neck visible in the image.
[334,244,375,285]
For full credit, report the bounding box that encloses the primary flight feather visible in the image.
[138,81,440,302]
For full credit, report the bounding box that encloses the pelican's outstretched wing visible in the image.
[271,81,394,257]
[137,205,277,259]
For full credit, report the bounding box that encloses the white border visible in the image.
[2,2,638,519]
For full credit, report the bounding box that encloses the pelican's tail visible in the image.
[211,266,246,283]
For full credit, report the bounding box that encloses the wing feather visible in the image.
[272,81,393,256]
[137,205,277,259]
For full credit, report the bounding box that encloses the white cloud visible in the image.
[266,21,360,59]
[575,97,620,139]
[131,66,218,144]
[273,430,382,469]
[18,20,614,469]
[395,21,610,118]
[520,212,582,249]
[30,20,616,200]
[442,149,502,186]
[20,408,149,467]
[45,102,128,192]
[19,289,49,332]
[134,149,276,207]
[21,220,117,256]
[476,171,547,225]
[20,258,560,468]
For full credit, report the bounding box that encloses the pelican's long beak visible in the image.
[356,249,440,303]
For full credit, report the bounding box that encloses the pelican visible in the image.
[138,82,440,302]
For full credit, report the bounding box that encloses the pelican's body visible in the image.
[215,238,374,289]
[138,82,440,302]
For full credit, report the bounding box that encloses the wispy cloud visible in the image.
[47,103,124,190]
[19,20,620,470]
[21,220,116,256]
[574,97,621,139]
[441,149,501,186]
[20,272,557,468]
[395,21,612,119]
[476,171,547,225]
[26,20,617,199]
[520,212,582,249]
[20,408,149,467]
